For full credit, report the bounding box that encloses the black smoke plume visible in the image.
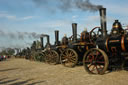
[0,29,41,40]
[0,29,45,50]
[33,0,103,12]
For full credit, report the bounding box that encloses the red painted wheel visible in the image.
[83,48,109,74]
[60,48,78,67]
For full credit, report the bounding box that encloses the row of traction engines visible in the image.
[18,7,128,75]
[37,23,94,67]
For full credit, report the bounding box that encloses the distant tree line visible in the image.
[0,48,15,56]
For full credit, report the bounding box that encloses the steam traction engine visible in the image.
[40,31,60,65]
[83,8,128,74]
[59,23,95,67]
[27,35,50,61]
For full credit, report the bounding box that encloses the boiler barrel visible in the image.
[105,35,128,52]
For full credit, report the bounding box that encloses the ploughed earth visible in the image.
[0,58,128,85]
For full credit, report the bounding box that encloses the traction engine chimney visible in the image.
[72,23,77,42]
[40,37,44,49]
[47,35,50,45]
[99,8,107,37]
[55,30,59,45]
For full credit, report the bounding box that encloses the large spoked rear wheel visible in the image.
[60,48,78,67]
[45,50,59,65]
[83,48,109,75]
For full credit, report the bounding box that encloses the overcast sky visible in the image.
[0,0,128,50]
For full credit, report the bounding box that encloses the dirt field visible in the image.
[0,58,128,85]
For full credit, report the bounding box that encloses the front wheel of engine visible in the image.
[83,48,109,75]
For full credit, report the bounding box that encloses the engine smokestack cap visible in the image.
[99,8,106,11]
[72,23,77,25]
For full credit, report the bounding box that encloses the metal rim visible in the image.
[83,48,109,74]
[45,50,59,65]
[89,27,101,43]
[60,48,78,67]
